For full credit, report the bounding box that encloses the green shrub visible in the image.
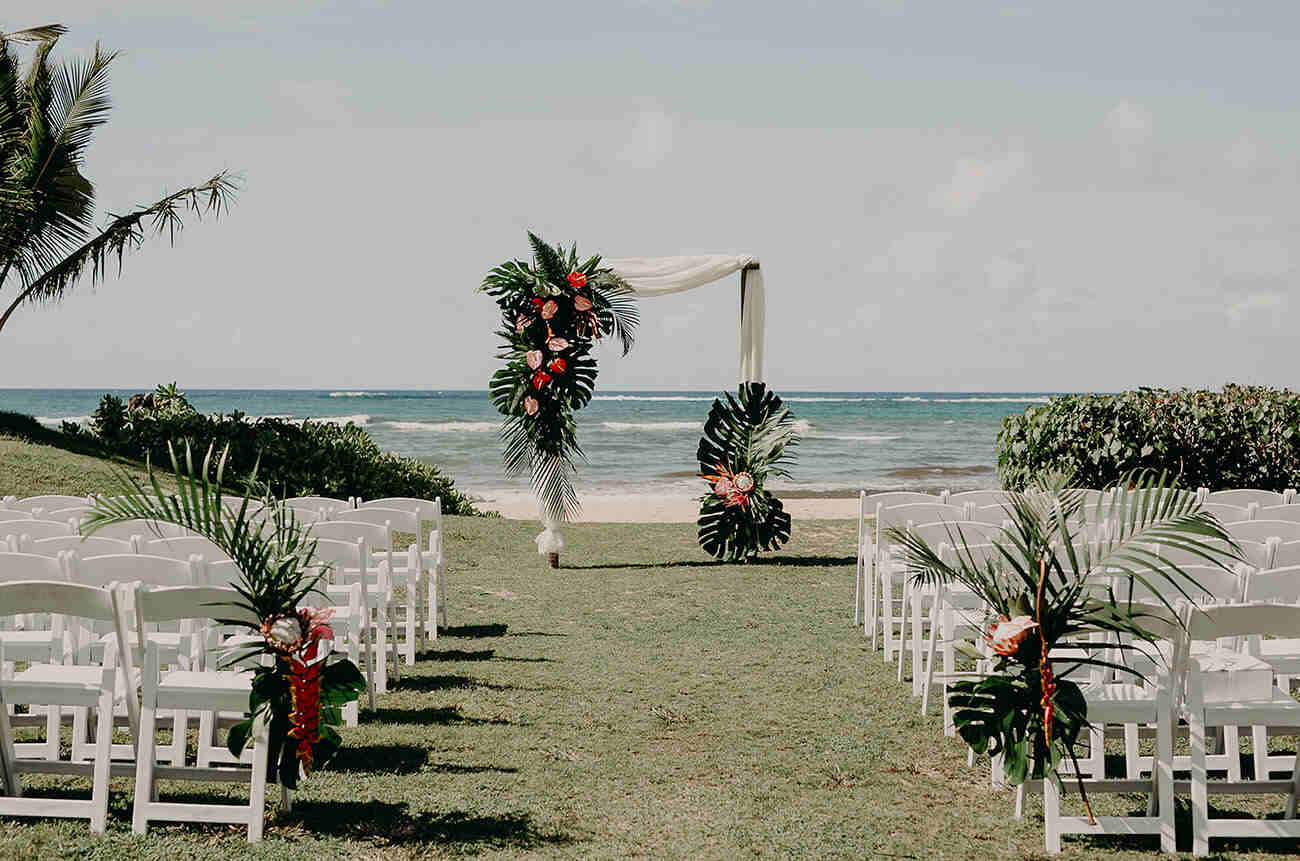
[89,385,480,515]
[997,385,1300,491]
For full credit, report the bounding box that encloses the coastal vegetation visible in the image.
[997,385,1300,491]
[0,24,236,335]
[0,384,479,514]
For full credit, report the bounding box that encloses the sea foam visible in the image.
[601,421,702,432]
[383,421,498,433]
[328,391,387,398]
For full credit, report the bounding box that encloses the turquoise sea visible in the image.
[0,389,1056,496]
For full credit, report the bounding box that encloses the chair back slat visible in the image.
[0,579,114,620]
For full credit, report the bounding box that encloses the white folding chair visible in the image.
[43,506,93,525]
[356,496,445,636]
[69,553,202,765]
[1200,502,1253,524]
[330,507,424,663]
[967,504,1013,526]
[4,495,91,515]
[307,534,389,701]
[115,583,270,842]
[1207,489,1287,508]
[20,535,133,559]
[1258,504,1300,523]
[874,502,966,661]
[1228,520,1300,544]
[0,552,72,760]
[0,580,135,834]
[1180,602,1300,855]
[85,519,195,542]
[857,492,944,637]
[0,520,74,543]
[284,496,353,516]
[946,489,1014,507]
[141,536,233,563]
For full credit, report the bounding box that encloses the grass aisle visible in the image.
[0,514,1290,858]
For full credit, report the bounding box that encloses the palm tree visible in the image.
[0,24,237,335]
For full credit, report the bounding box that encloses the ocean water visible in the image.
[0,389,1055,496]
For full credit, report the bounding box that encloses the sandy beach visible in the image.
[474,489,860,522]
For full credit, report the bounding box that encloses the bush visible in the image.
[89,385,480,515]
[997,385,1300,492]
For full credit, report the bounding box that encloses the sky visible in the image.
[1,1,1298,392]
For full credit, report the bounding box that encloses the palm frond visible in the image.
[0,25,67,43]
[0,171,239,332]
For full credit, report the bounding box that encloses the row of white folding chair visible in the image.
[1199,488,1295,507]
[354,496,446,640]
[304,529,396,697]
[1226,519,1300,544]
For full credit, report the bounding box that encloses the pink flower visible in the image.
[547,337,569,352]
[574,295,593,312]
[526,350,543,370]
[733,472,754,493]
[723,491,748,508]
[541,300,558,320]
[986,615,1039,656]
[299,606,336,642]
[524,396,539,416]
[568,271,588,288]
[262,614,303,652]
[515,314,530,334]
[713,477,736,497]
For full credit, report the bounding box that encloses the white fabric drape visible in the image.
[607,255,763,383]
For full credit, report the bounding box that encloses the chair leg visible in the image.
[132,705,159,835]
[44,704,59,761]
[1043,775,1061,854]
[1223,725,1241,781]
[1124,723,1140,779]
[1156,705,1176,853]
[89,690,114,833]
[909,593,925,696]
[1189,709,1210,857]
[437,565,447,629]
[71,705,90,761]
[171,709,187,766]
[1252,725,1269,779]
[247,713,269,842]
[853,554,862,627]
[0,693,22,797]
[1286,750,1299,819]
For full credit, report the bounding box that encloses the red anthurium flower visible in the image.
[568,271,588,288]
[526,350,543,370]
[547,336,569,351]
[541,300,558,320]
[524,396,539,416]
[574,295,593,312]
[531,297,545,310]
[548,358,566,374]
[532,370,552,389]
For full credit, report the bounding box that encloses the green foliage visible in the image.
[889,470,1238,789]
[81,386,478,514]
[696,384,799,561]
[997,385,1300,491]
[481,232,639,523]
[0,24,237,334]
[91,393,127,444]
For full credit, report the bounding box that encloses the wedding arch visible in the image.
[530,255,766,558]
[605,255,765,384]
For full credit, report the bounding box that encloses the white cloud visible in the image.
[933,149,1028,214]
[1105,100,1155,149]
[1226,290,1287,326]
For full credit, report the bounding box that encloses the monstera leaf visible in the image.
[696,383,799,562]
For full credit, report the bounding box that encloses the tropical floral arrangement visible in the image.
[481,233,638,523]
[888,472,1236,806]
[86,443,365,790]
[697,383,800,562]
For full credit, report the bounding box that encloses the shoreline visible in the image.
[472,489,866,522]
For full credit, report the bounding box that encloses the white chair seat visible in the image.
[6,664,134,706]
[1257,637,1300,673]
[1202,686,1300,725]
[154,669,253,712]
[1081,682,1160,724]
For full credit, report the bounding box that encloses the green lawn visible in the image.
[0,441,1296,858]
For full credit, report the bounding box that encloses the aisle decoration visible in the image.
[481,233,639,556]
[86,443,365,790]
[887,471,1236,807]
[696,383,800,561]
